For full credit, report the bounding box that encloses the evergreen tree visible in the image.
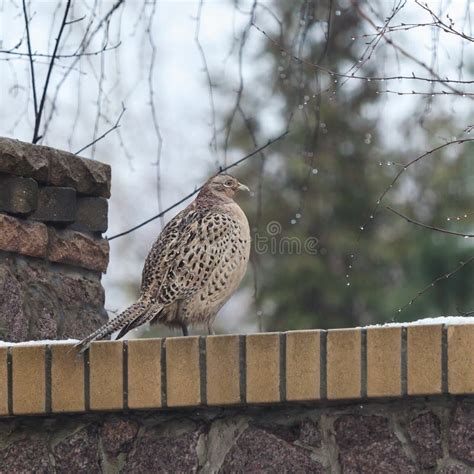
[221,1,474,330]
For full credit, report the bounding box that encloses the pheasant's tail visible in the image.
[74,300,151,354]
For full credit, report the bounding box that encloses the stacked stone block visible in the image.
[0,137,110,341]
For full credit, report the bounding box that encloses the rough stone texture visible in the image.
[0,137,49,182]
[0,213,48,258]
[407,411,442,468]
[0,438,51,473]
[0,252,107,342]
[449,404,474,466]
[0,137,111,197]
[334,414,417,473]
[0,138,110,345]
[30,186,76,223]
[0,174,38,214]
[0,262,28,341]
[47,227,109,273]
[222,426,324,473]
[124,427,204,473]
[48,150,111,198]
[439,464,472,473]
[100,419,139,457]
[254,418,321,448]
[53,426,100,473]
[0,398,471,473]
[297,419,322,448]
[73,196,108,233]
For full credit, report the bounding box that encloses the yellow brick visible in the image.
[407,325,442,395]
[127,339,162,409]
[51,344,85,413]
[327,329,361,400]
[448,325,474,394]
[246,333,280,403]
[166,337,201,407]
[89,341,123,411]
[11,346,45,415]
[0,347,7,416]
[286,331,320,401]
[206,335,240,406]
[367,327,402,397]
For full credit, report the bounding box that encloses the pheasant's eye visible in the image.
[224,180,233,187]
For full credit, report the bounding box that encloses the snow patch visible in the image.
[0,316,473,346]
[364,316,474,328]
[0,339,79,348]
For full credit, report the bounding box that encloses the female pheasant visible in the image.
[76,173,250,352]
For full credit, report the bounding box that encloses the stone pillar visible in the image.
[0,137,110,342]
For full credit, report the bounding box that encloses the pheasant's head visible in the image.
[199,173,250,201]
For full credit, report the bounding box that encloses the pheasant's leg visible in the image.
[207,324,215,336]
[181,324,188,336]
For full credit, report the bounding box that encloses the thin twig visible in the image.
[415,0,474,43]
[107,129,289,241]
[351,0,465,96]
[194,0,219,164]
[75,103,126,155]
[387,206,474,238]
[365,137,474,226]
[145,0,164,226]
[251,21,474,86]
[398,256,474,312]
[223,1,257,165]
[41,0,124,141]
[0,42,121,59]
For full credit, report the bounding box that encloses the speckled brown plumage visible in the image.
[76,174,250,352]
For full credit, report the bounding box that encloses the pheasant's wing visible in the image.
[140,206,191,294]
[140,206,243,308]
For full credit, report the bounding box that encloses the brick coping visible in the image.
[0,324,472,417]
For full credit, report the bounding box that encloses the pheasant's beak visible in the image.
[237,182,250,192]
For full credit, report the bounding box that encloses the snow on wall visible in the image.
[1,316,474,347]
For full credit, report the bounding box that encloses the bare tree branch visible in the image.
[22,0,38,119]
[32,0,72,143]
[351,0,466,96]
[195,0,219,165]
[0,43,121,59]
[41,0,125,141]
[107,129,289,241]
[387,206,474,238]
[75,103,126,155]
[251,22,474,86]
[365,137,474,226]
[398,256,474,312]
[223,1,257,165]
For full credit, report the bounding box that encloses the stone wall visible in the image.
[0,397,472,473]
[0,137,110,341]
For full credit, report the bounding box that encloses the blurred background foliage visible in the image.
[215,1,474,331]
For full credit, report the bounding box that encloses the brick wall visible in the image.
[0,137,110,341]
[0,325,473,472]
[1,325,473,416]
